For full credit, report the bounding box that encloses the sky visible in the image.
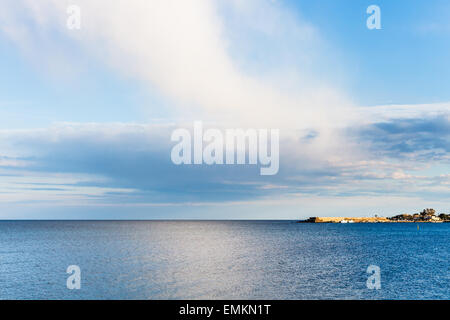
[0,0,449,219]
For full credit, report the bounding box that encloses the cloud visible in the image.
[0,1,361,204]
[0,110,448,208]
[356,115,450,161]
[357,102,450,123]
[0,0,354,131]
[0,2,449,217]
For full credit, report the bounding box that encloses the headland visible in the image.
[298,208,450,223]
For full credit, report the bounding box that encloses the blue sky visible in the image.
[0,0,449,219]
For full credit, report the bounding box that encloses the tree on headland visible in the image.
[420,208,435,216]
[388,209,448,222]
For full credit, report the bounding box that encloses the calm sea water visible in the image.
[0,220,448,299]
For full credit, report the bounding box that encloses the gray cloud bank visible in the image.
[1,111,448,207]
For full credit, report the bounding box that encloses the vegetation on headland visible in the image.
[299,208,450,223]
[388,208,450,222]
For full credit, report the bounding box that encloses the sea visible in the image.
[0,220,448,299]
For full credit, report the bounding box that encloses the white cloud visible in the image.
[357,102,450,124]
[0,0,354,131]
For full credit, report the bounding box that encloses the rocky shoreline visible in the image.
[298,208,450,223]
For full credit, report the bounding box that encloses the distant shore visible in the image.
[298,209,450,223]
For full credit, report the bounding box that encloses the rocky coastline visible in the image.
[298,208,450,223]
